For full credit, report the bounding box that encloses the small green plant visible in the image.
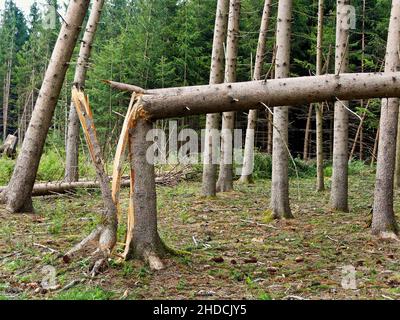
[176,279,187,291]
[258,291,272,300]
[55,286,114,300]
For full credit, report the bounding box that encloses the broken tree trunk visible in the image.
[271,0,294,219]
[123,117,167,270]
[65,0,105,183]
[239,0,272,184]
[0,0,91,213]
[372,0,400,238]
[106,71,400,119]
[63,88,118,273]
[216,0,241,193]
[0,134,17,158]
[331,0,351,212]
[202,0,229,197]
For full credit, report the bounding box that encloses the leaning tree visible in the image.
[0,0,91,213]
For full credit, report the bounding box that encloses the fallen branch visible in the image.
[0,173,185,197]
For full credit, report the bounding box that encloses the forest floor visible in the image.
[1,168,400,300]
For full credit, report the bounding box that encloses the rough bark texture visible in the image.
[0,0,90,213]
[124,118,166,265]
[331,0,350,212]
[315,0,325,191]
[372,0,400,237]
[239,0,272,184]
[108,72,400,119]
[202,0,229,197]
[271,0,294,219]
[2,57,12,140]
[395,117,400,188]
[216,0,241,193]
[66,0,105,182]
[303,105,313,160]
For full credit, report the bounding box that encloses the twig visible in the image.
[240,219,278,229]
[335,97,362,121]
[33,243,60,254]
[283,295,307,300]
[57,279,85,292]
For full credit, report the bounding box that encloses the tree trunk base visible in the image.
[0,191,34,214]
[216,180,234,192]
[238,175,254,184]
[124,234,168,271]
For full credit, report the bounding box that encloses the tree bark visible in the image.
[202,0,229,197]
[107,71,400,119]
[270,0,293,219]
[315,0,325,192]
[65,0,105,183]
[303,105,313,160]
[239,0,272,184]
[331,0,350,212]
[0,0,91,213]
[372,0,400,237]
[395,117,400,188]
[216,0,241,193]
[124,118,166,268]
[2,58,12,141]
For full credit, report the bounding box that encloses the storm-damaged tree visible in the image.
[65,0,105,182]
[202,0,229,197]
[239,0,272,184]
[372,0,400,238]
[216,0,241,192]
[270,0,294,219]
[330,0,351,212]
[0,0,91,213]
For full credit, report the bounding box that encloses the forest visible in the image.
[0,0,400,302]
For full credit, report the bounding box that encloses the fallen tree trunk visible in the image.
[106,72,400,118]
[0,174,187,197]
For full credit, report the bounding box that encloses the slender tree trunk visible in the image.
[267,112,273,154]
[239,0,272,184]
[331,0,350,212]
[303,105,313,160]
[395,118,400,188]
[65,0,105,182]
[202,0,229,197]
[315,0,325,191]
[371,127,379,167]
[372,0,400,237]
[270,0,293,219]
[349,104,369,161]
[216,0,241,192]
[0,0,91,213]
[2,57,12,141]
